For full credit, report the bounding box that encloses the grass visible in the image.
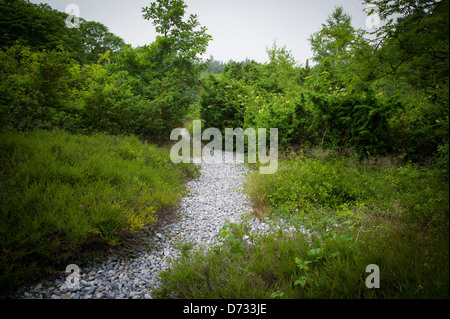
[0,129,199,296]
[152,148,449,299]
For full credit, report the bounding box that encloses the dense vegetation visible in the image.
[0,0,210,142]
[198,3,449,167]
[156,0,450,299]
[0,0,207,295]
[154,149,448,298]
[0,130,197,293]
[0,0,448,298]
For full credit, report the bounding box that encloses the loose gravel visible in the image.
[14,147,310,299]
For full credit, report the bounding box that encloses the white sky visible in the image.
[29,0,375,65]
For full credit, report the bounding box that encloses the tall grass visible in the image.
[0,129,198,295]
[153,149,449,299]
[154,224,448,298]
[247,149,448,232]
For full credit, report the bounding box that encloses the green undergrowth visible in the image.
[246,149,449,233]
[0,129,198,295]
[153,149,449,299]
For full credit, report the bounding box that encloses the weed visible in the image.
[153,151,448,299]
[0,129,197,295]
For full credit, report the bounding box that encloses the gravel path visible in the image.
[14,147,305,299]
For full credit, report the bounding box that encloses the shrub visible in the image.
[200,74,310,147]
[0,45,190,142]
[385,85,449,163]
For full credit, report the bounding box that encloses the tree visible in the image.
[140,0,212,94]
[359,0,449,164]
[205,56,225,74]
[102,0,212,141]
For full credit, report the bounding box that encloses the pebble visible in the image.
[14,146,309,299]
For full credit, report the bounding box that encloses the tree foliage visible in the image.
[309,6,355,64]
[362,0,449,89]
[199,2,448,172]
[142,0,211,62]
[0,0,126,64]
[0,0,447,174]
[0,0,83,58]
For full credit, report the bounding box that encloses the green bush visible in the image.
[111,43,201,141]
[244,90,308,145]
[73,62,166,139]
[385,84,449,163]
[0,45,192,142]
[0,129,198,295]
[200,74,309,147]
[153,153,449,299]
[435,142,449,179]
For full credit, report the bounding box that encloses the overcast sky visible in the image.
[29,0,375,65]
